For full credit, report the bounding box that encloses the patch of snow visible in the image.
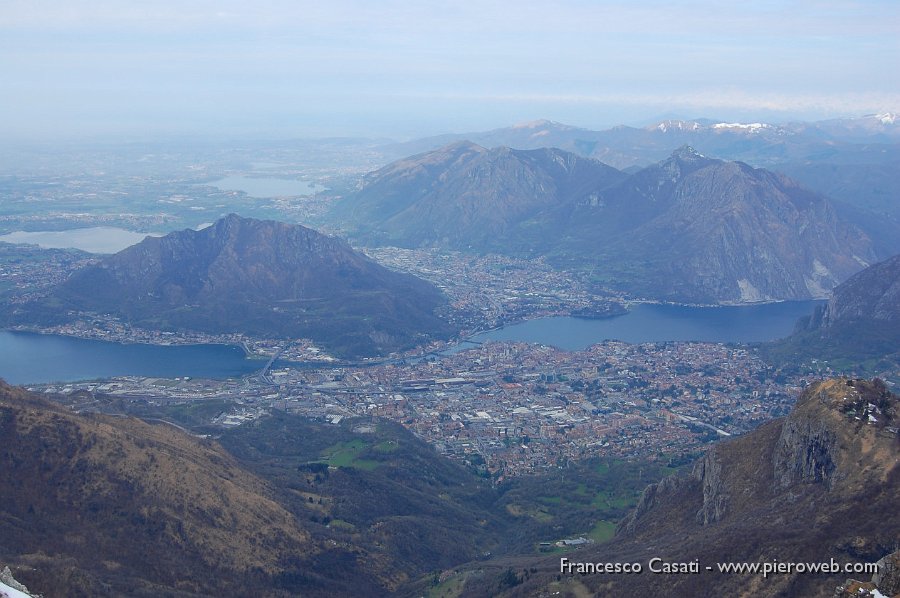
[0,580,32,598]
[712,122,771,132]
[875,112,897,124]
[853,254,870,268]
[655,120,702,132]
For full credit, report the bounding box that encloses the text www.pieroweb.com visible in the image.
[560,557,881,578]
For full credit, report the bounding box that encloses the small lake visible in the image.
[206,176,323,198]
[0,227,160,254]
[460,301,821,351]
[0,331,261,385]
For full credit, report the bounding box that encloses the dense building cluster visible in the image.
[39,337,799,478]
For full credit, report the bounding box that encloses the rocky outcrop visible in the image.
[773,388,840,488]
[0,566,32,597]
[834,549,900,597]
[693,450,729,524]
[874,550,900,596]
[617,470,697,535]
[619,378,898,535]
[618,440,734,534]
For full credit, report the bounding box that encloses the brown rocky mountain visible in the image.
[378,117,900,257]
[11,214,453,358]
[332,141,626,250]
[0,381,315,596]
[457,378,899,597]
[0,382,514,596]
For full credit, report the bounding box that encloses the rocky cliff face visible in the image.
[683,378,897,525]
[693,450,729,525]
[772,382,849,488]
[542,377,899,597]
[20,214,453,357]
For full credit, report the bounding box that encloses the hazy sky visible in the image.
[2,0,898,140]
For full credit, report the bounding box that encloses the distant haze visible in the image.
[1,0,898,141]
[0,227,159,254]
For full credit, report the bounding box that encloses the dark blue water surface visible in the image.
[0,301,821,384]
[0,331,261,385]
[464,301,821,350]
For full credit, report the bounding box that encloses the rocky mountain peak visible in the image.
[773,378,897,489]
[601,377,900,596]
[620,378,898,534]
[672,144,705,160]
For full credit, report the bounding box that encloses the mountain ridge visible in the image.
[335,144,875,303]
[384,114,900,169]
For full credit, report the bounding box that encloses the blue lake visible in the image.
[207,176,323,198]
[0,301,821,384]
[0,331,261,385]
[461,301,821,351]
[0,227,160,254]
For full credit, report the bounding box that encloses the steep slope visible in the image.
[464,378,899,598]
[821,254,900,327]
[0,381,316,596]
[333,141,626,250]
[767,254,900,374]
[561,147,875,303]
[0,383,524,597]
[12,215,452,357]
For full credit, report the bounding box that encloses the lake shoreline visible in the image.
[1,300,822,383]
